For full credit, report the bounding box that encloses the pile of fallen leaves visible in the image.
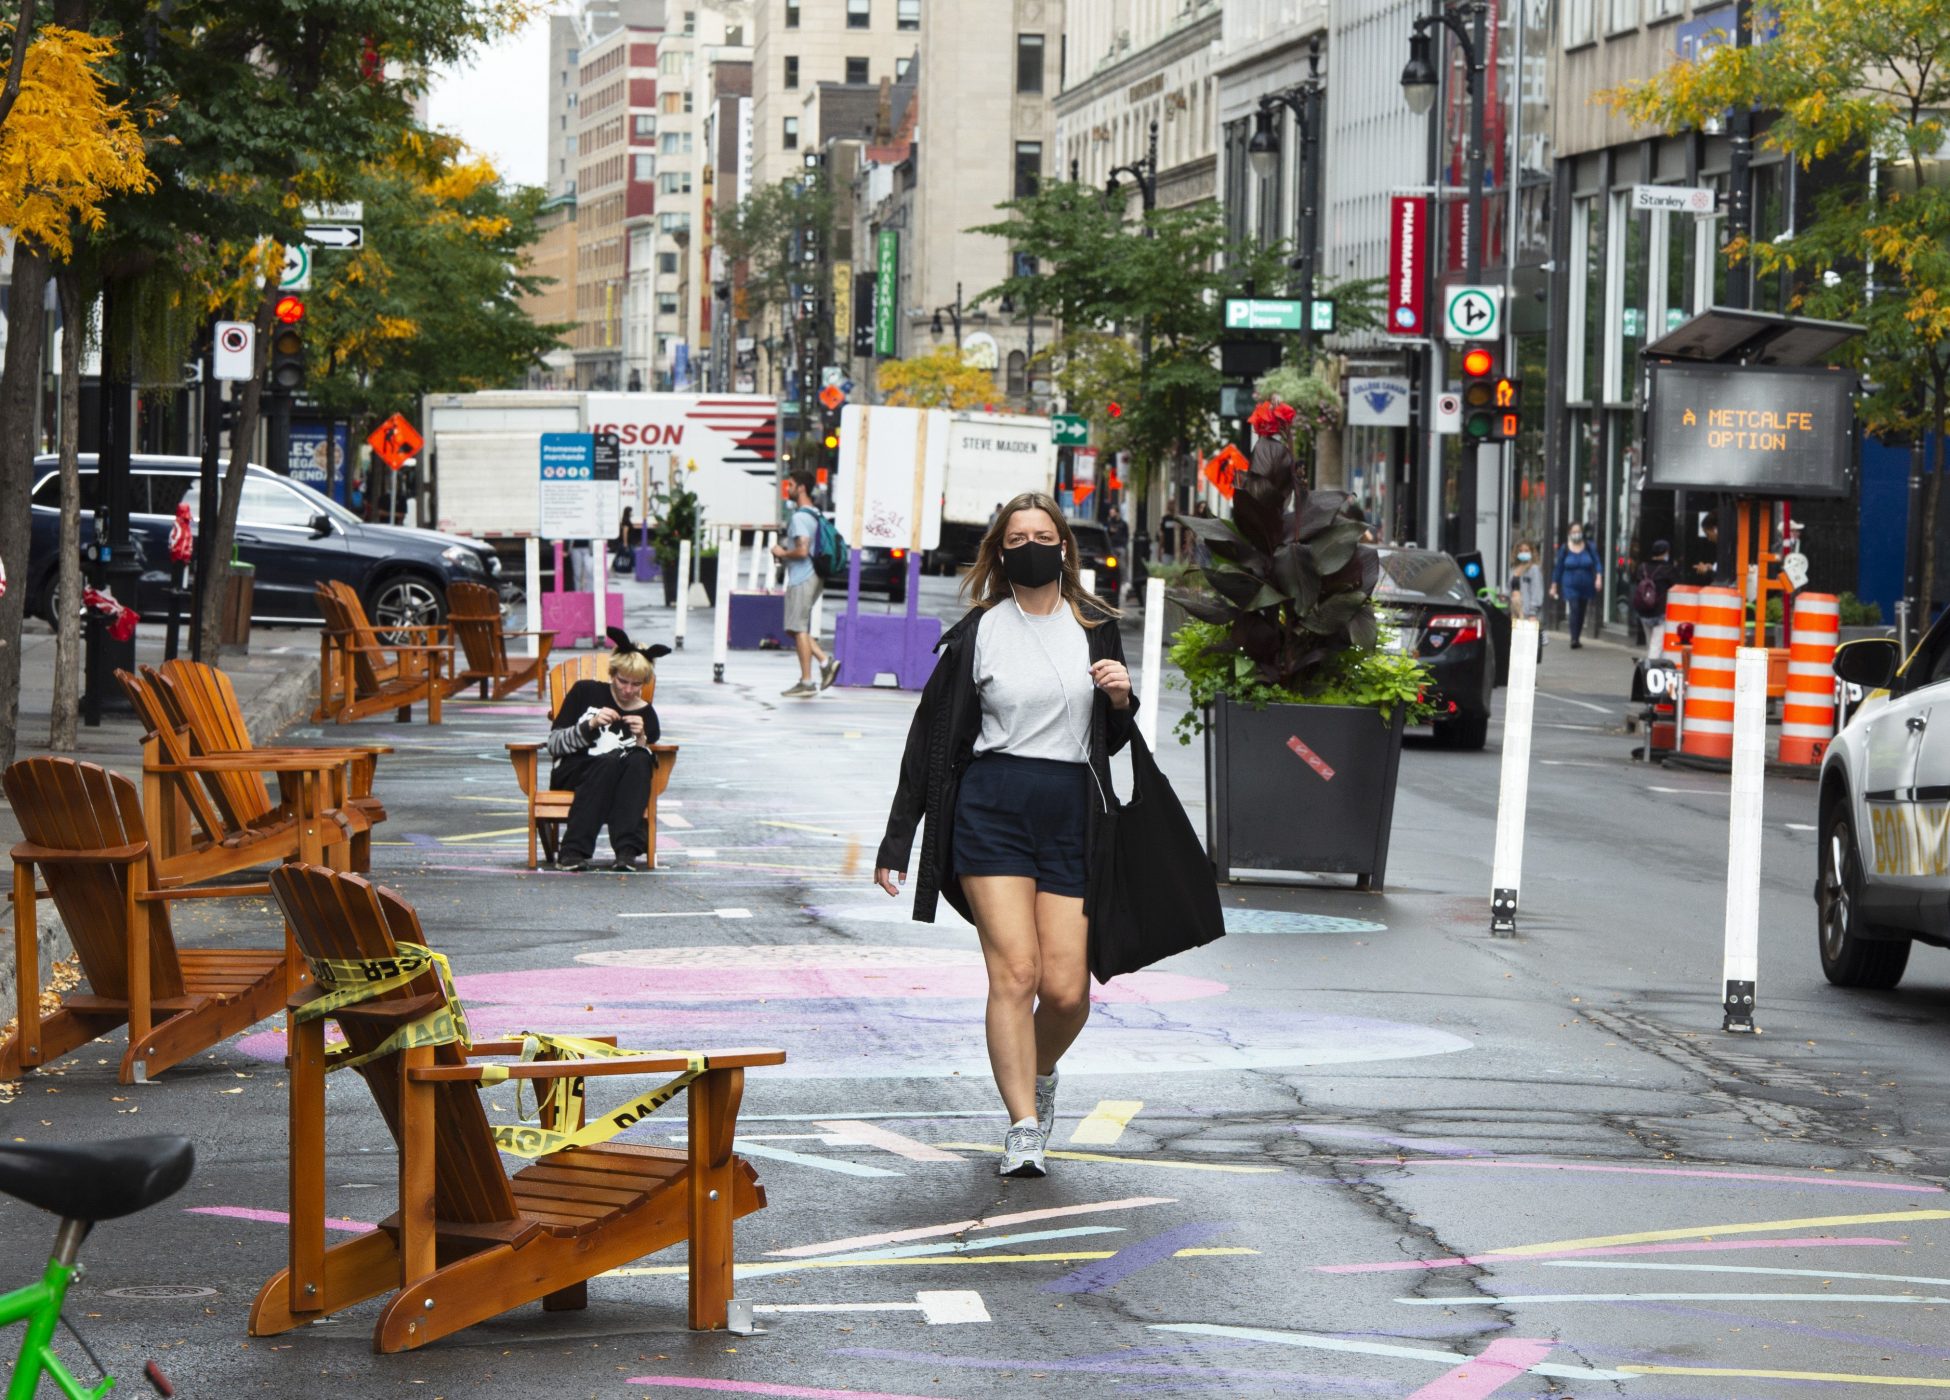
[0,956,83,1103]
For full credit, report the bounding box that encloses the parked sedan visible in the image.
[1375,547,1496,749]
[821,544,909,604]
[26,455,500,628]
[1816,620,1950,989]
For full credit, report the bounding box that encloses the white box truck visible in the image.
[929,411,1057,572]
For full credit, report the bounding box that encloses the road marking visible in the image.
[1482,1208,1950,1257]
[1619,1365,1950,1388]
[660,812,694,828]
[814,1119,964,1163]
[435,826,534,842]
[938,1142,1279,1175]
[1546,1259,1950,1286]
[1407,1338,1557,1400]
[1537,690,1614,713]
[750,1290,990,1325]
[1786,822,1818,832]
[730,1141,903,1178]
[1068,1100,1144,1146]
[186,1206,373,1233]
[1352,1158,1943,1193]
[1539,759,1612,769]
[616,908,753,920]
[623,1378,950,1399]
[1042,1222,1236,1294]
[1316,1235,1907,1274]
[768,1195,1174,1258]
[1147,1323,1634,1382]
[1399,1291,1950,1306]
[1648,785,1727,796]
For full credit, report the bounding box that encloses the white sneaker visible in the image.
[999,1122,1047,1178]
[1035,1071,1059,1141]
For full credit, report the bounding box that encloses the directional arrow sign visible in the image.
[1444,285,1502,343]
[306,224,364,250]
[279,243,311,291]
[1051,413,1089,447]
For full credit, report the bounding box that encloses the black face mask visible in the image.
[1001,540,1064,589]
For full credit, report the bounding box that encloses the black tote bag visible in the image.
[1086,731,1227,982]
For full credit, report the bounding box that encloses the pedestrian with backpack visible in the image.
[773,472,840,697]
[1632,538,1682,661]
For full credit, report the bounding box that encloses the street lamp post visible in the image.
[1402,0,1490,553]
[1247,36,1326,364]
[929,282,964,352]
[1107,120,1159,574]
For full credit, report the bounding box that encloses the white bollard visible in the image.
[713,528,740,683]
[1138,575,1166,753]
[1721,645,1769,1033]
[674,539,692,648]
[1489,617,1540,936]
[523,537,542,658]
[593,531,609,643]
[749,531,767,589]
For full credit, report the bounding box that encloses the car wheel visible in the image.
[1436,711,1490,750]
[1818,797,1911,988]
[369,573,445,640]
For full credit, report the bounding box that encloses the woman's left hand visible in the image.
[1090,659,1132,710]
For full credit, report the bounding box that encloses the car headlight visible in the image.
[485,552,502,574]
[1104,555,1118,569]
[442,545,485,573]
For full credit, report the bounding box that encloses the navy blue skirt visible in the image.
[952,753,1090,897]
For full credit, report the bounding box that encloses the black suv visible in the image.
[26,455,500,628]
[1068,520,1123,604]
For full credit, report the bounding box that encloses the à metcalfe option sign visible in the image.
[1645,362,1854,499]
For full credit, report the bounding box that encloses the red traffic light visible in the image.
[273,295,306,325]
[1462,347,1493,377]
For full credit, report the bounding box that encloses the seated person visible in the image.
[546,631,670,872]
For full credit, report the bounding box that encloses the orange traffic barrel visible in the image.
[1780,592,1840,765]
[1680,585,1741,759]
[1662,584,1701,655]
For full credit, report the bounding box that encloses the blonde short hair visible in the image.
[611,650,654,683]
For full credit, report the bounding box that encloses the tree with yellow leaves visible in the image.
[1610,0,1950,611]
[876,346,1003,411]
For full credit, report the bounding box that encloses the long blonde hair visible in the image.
[961,491,1119,627]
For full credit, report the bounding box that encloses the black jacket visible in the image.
[876,601,1138,923]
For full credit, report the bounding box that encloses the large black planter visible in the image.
[699,555,719,606]
[660,559,679,607]
[1204,695,1406,890]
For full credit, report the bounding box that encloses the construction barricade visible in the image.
[1780,591,1840,766]
[1680,586,1742,759]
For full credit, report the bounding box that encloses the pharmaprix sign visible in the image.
[1387,196,1427,336]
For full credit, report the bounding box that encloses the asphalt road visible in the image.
[5,573,1950,1399]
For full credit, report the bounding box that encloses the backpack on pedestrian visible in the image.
[797,506,848,577]
[1631,567,1661,617]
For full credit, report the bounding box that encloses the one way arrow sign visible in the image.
[306,223,364,250]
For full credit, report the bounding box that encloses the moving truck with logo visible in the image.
[420,390,782,562]
[929,411,1057,572]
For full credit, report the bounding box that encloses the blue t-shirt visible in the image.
[785,507,820,587]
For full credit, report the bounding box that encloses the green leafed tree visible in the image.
[1609,0,1950,608]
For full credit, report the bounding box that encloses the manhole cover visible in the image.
[1223,910,1387,935]
[105,1285,217,1300]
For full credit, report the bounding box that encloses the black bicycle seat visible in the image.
[0,1136,193,1222]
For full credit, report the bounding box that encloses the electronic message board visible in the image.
[1645,362,1854,498]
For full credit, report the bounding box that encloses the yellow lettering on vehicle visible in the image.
[1867,802,1950,877]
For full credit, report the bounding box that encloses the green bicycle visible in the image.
[0,1136,190,1399]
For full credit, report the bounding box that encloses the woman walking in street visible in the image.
[1550,525,1602,648]
[873,492,1136,1179]
[1508,539,1544,621]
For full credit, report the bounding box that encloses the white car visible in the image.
[1819,630,1950,987]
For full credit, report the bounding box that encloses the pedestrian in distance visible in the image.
[1633,538,1683,661]
[1691,510,1725,583]
[774,472,839,698]
[546,630,668,872]
[1509,539,1544,620]
[1105,506,1130,600]
[873,491,1136,1180]
[1550,525,1601,649]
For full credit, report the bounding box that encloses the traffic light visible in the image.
[820,403,841,461]
[269,294,307,393]
[1491,371,1522,442]
[1460,345,1498,442]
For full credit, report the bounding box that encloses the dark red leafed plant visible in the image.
[1169,402,1380,692]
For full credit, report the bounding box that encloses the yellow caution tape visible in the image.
[488,1031,706,1160]
[295,941,471,1075]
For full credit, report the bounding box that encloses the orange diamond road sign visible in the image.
[818,384,845,411]
[368,413,423,472]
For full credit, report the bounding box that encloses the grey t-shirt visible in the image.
[784,507,819,588]
[972,599,1094,764]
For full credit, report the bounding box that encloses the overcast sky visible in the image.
[425,10,551,190]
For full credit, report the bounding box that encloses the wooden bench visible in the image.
[507,653,679,869]
[115,663,385,885]
[249,862,784,1351]
[448,580,555,701]
[313,580,462,724]
[2,759,295,1084]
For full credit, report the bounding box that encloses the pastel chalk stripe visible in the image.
[1347,1158,1943,1193]
[812,1119,964,1163]
[1618,1364,1950,1388]
[1482,1207,1950,1258]
[1041,1221,1235,1295]
[186,1206,375,1233]
[1067,1099,1145,1146]
[1315,1235,1907,1274]
[1405,1338,1556,1400]
[767,1195,1174,1258]
[624,1378,956,1399]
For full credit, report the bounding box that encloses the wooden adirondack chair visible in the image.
[250,862,784,1352]
[2,759,295,1084]
[312,580,458,724]
[507,653,679,869]
[114,665,385,885]
[447,580,555,701]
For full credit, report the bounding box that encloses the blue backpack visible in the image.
[796,507,847,576]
